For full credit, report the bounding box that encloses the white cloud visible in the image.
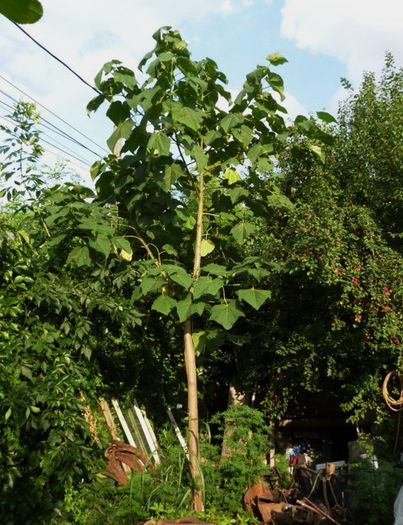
[271,90,308,120]
[281,91,308,120]
[280,0,403,84]
[220,0,236,14]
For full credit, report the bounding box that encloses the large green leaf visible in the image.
[209,300,244,330]
[192,330,207,354]
[107,121,133,152]
[202,263,228,276]
[203,129,222,146]
[232,125,253,146]
[162,244,178,256]
[114,71,137,90]
[161,164,185,191]
[172,105,203,131]
[201,239,215,257]
[247,144,263,163]
[77,219,114,235]
[176,294,193,322]
[147,131,171,157]
[193,276,222,300]
[192,144,208,171]
[176,209,196,230]
[227,187,248,204]
[308,144,325,163]
[267,72,285,100]
[160,265,192,289]
[106,101,131,126]
[66,246,92,267]
[151,295,177,315]
[266,52,288,66]
[0,0,43,24]
[112,237,132,254]
[316,111,337,124]
[267,193,294,209]
[224,168,241,185]
[89,235,111,257]
[141,276,166,295]
[220,113,244,133]
[236,288,271,310]
[230,222,255,244]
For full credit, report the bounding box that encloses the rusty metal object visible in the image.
[103,439,150,486]
[243,473,352,524]
[243,480,296,518]
[257,501,290,523]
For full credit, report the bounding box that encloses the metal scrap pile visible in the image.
[244,455,354,524]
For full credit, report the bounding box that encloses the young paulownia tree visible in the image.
[87,27,330,510]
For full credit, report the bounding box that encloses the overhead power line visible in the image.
[40,131,93,165]
[0,101,92,165]
[0,90,103,159]
[0,113,91,168]
[0,74,108,155]
[40,138,91,167]
[11,22,102,96]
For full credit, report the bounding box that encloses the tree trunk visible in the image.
[183,319,203,511]
[184,168,205,512]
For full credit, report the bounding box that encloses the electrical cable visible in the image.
[39,138,91,167]
[0,113,91,168]
[40,130,93,165]
[0,101,93,162]
[0,89,103,158]
[10,22,102,96]
[0,114,89,173]
[0,74,108,154]
[40,146,90,174]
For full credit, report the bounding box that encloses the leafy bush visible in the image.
[202,405,271,514]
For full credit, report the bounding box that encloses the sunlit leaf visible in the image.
[107,121,133,153]
[224,168,241,185]
[308,144,325,163]
[209,300,244,330]
[147,131,171,157]
[266,52,288,66]
[193,276,222,300]
[316,111,337,124]
[201,239,215,256]
[230,222,255,244]
[151,295,177,315]
[236,288,271,310]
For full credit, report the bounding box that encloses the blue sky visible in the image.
[0,0,402,181]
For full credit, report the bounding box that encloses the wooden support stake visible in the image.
[166,405,189,459]
[133,398,160,465]
[111,398,136,448]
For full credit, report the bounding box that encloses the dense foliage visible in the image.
[225,56,402,431]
